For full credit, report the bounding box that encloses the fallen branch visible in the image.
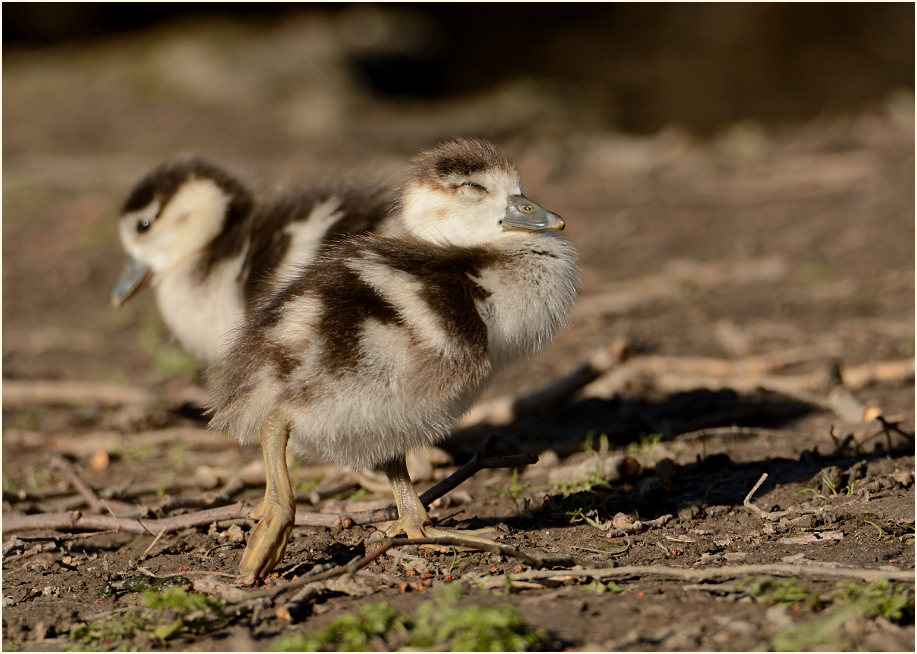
[2,503,250,536]
[473,563,914,587]
[582,355,914,401]
[363,535,594,569]
[2,379,154,407]
[4,427,234,457]
[200,537,913,607]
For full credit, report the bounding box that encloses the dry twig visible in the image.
[582,353,914,401]
[4,427,234,457]
[473,563,914,586]
[742,473,769,517]
[2,503,250,536]
[50,455,135,514]
[2,379,154,407]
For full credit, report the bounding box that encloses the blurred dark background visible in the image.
[4,2,913,135]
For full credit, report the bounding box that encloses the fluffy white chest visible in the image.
[153,252,247,363]
[475,237,579,369]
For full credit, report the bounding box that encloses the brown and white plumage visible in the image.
[112,158,395,362]
[208,138,579,582]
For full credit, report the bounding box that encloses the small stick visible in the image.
[743,473,769,516]
[675,426,781,441]
[473,563,915,585]
[51,455,134,514]
[139,527,168,561]
[2,537,26,557]
[5,427,235,458]
[298,479,360,505]
[419,440,537,507]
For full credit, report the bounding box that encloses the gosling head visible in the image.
[112,158,253,307]
[398,137,564,247]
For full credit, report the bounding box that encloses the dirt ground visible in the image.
[2,10,915,652]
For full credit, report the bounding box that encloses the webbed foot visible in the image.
[377,455,498,551]
[239,500,295,584]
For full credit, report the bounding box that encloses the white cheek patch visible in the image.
[399,169,523,247]
[126,180,231,274]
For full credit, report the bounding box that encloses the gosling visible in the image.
[208,138,579,583]
[112,158,394,362]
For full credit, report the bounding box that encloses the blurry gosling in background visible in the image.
[208,138,579,583]
[112,158,395,363]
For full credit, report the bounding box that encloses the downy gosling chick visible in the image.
[112,158,394,363]
[208,138,579,583]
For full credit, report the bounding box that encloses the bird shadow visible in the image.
[443,386,913,530]
[449,386,819,458]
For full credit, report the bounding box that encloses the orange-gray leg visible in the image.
[239,410,295,584]
[380,456,495,544]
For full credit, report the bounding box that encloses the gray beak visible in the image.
[501,194,565,231]
[111,255,151,307]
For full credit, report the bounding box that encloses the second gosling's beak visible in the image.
[500,194,565,231]
[111,255,151,307]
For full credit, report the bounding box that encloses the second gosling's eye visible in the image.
[137,219,151,234]
[461,181,487,192]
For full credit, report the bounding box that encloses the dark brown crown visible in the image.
[406,138,515,187]
[122,157,254,216]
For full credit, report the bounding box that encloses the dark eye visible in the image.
[462,181,487,192]
[137,219,151,234]
[522,205,533,212]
